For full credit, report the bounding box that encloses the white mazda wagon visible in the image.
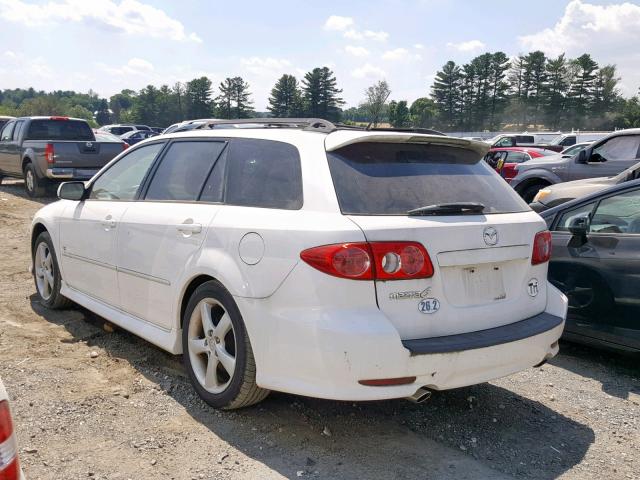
[31,119,567,409]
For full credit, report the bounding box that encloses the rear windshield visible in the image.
[327,142,530,215]
[26,119,94,141]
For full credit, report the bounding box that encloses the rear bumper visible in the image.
[240,283,568,401]
[46,167,99,180]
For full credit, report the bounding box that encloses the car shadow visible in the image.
[550,340,640,400]
[29,295,595,479]
[0,179,57,204]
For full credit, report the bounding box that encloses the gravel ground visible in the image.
[0,179,639,480]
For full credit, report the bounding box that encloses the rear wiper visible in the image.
[408,202,485,216]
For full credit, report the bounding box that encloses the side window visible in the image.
[555,202,597,232]
[593,135,640,161]
[12,121,24,141]
[145,141,226,202]
[89,143,164,201]
[0,121,15,142]
[225,138,303,210]
[495,137,513,147]
[590,189,640,234]
[505,151,527,163]
[200,151,227,203]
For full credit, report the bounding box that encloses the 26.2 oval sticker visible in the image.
[418,298,440,314]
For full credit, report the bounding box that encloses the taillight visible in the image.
[0,400,19,480]
[44,143,55,164]
[122,142,129,150]
[300,242,434,280]
[531,230,552,265]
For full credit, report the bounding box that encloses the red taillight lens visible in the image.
[0,400,19,480]
[122,142,130,150]
[532,230,552,265]
[300,243,373,280]
[300,241,434,280]
[359,376,416,386]
[44,143,54,164]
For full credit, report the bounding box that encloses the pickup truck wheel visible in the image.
[520,184,546,203]
[24,163,46,198]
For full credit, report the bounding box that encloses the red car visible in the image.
[484,147,556,183]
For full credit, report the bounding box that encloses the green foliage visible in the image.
[388,100,410,128]
[215,77,253,119]
[186,77,214,119]
[268,74,303,117]
[301,67,344,121]
[410,98,437,128]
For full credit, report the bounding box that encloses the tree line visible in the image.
[1,52,639,130]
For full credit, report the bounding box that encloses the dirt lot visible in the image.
[0,179,639,480]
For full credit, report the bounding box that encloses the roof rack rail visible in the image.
[199,118,338,133]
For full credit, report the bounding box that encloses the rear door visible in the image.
[0,120,17,173]
[327,141,548,340]
[116,139,227,330]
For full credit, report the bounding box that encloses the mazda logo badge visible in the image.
[483,226,498,246]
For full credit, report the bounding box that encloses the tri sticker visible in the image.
[418,298,440,314]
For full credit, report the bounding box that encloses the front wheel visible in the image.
[33,232,73,309]
[182,280,269,409]
[519,184,548,203]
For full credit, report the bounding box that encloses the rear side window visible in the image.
[505,151,529,163]
[0,121,15,141]
[327,142,529,215]
[26,119,94,141]
[146,141,226,201]
[225,138,303,210]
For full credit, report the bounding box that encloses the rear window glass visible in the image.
[26,119,94,141]
[225,138,303,210]
[327,142,529,215]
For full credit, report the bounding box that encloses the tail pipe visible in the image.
[406,387,432,404]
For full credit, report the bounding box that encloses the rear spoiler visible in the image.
[325,131,490,157]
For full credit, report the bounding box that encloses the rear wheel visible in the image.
[24,162,46,197]
[520,183,547,203]
[33,232,73,309]
[182,280,269,409]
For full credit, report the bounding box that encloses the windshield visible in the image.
[26,119,94,141]
[326,142,530,215]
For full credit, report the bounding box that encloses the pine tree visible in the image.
[216,77,253,119]
[393,100,410,127]
[410,98,437,128]
[302,67,344,121]
[591,65,621,127]
[268,74,302,117]
[544,54,569,129]
[522,51,548,126]
[185,77,213,119]
[487,52,511,129]
[430,61,462,129]
[567,54,599,128]
[95,98,111,125]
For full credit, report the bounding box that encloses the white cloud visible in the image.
[324,15,353,31]
[343,29,363,40]
[344,45,369,57]
[342,28,388,42]
[414,43,424,50]
[0,50,54,80]
[446,39,486,52]
[351,63,386,79]
[98,57,154,76]
[382,48,421,61]
[0,0,202,42]
[241,57,293,76]
[519,0,640,95]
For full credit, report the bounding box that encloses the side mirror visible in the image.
[57,181,86,201]
[568,215,589,237]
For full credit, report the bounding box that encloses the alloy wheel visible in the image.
[187,299,237,394]
[34,242,54,300]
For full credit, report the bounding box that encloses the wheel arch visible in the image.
[31,222,49,254]
[178,274,218,330]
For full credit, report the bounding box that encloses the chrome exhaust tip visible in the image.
[406,387,432,404]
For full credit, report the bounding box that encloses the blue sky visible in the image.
[1,0,639,110]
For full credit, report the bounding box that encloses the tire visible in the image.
[520,184,547,203]
[182,280,269,409]
[24,162,46,198]
[32,231,73,309]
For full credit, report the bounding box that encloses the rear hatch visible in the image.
[325,133,549,340]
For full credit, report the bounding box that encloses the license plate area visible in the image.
[461,264,506,304]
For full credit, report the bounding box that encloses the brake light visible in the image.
[0,400,19,480]
[122,142,130,150]
[531,230,552,265]
[44,143,54,164]
[300,242,434,280]
[49,116,69,121]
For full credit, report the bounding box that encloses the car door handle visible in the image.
[101,216,116,230]
[176,223,202,234]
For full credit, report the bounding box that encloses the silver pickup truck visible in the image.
[0,116,126,197]
[509,128,640,202]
